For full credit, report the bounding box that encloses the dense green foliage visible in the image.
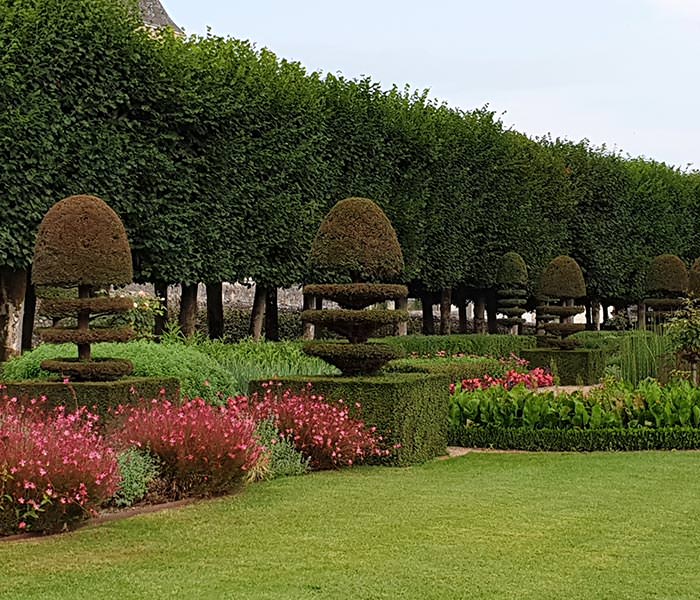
[249,373,449,466]
[538,255,587,299]
[455,427,700,451]
[383,356,507,382]
[113,448,161,508]
[380,334,536,357]
[520,348,606,385]
[646,254,688,295]
[449,379,700,441]
[1,0,700,303]
[1,377,180,416]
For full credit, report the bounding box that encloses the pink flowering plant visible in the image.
[110,397,263,499]
[238,385,390,470]
[0,396,120,535]
[450,367,554,394]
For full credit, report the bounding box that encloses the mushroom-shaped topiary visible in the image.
[303,198,407,375]
[536,255,586,349]
[644,254,688,321]
[496,252,528,331]
[33,195,135,380]
[309,197,404,283]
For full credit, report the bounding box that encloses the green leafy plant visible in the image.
[112,448,161,508]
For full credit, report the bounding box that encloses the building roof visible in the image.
[139,0,183,35]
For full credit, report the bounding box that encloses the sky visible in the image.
[163,0,699,170]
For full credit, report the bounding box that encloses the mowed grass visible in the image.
[3,452,700,599]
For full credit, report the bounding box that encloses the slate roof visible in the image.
[139,0,183,35]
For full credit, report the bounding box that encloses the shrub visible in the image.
[247,418,309,481]
[112,448,160,507]
[379,334,536,358]
[646,254,688,295]
[496,251,528,287]
[496,253,528,328]
[249,372,450,466]
[0,397,120,535]
[33,195,136,380]
[520,348,605,385]
[244,387,390,470]
[309,197,404,283]
[3,340,235,401]
[538,255,586,299]
[689,258,700,296]
[111,398,262,499]
[383,356,507,383]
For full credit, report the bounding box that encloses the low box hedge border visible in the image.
[250,372,449,466]
[2,377,180,417]
[451,426,700,451]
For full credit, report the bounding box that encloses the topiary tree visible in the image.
[33,195,136,380]
[496,252,528,333]
[302,198,408,375]
[644,254,688,323]
[536,255,586,349]
[690,258,700,297]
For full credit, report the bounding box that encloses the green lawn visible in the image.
[3,452,700,599]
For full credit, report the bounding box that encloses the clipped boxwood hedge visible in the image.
[380,334,536,358]
[250,372,449,466]
[2,377,180,417]
[452,426,700,451]
[383,356,505,383]
[520,348,605,385]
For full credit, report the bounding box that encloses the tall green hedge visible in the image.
[1,0,700,309]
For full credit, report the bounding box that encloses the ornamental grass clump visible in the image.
[111,398,262,499]
[302,198,408,375]
[33,195,136,381]
[243,385,390,469]
[0,396,120,535]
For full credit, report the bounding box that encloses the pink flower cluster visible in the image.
[240,385,390,470]
[0,396,119,535]
[111,398,262,498]
[450,368,554,394]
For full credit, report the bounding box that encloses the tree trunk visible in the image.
[206,282,224,340]
[178,283,198,338]
[592,302,601,331]
[303,293,315,340]
[474,293,486,334]
[21,271,36,352]
[0,268,27,362]
[421,295,435,335]
[585,302,592,328]
[265,286,279,341]
[637,302,646,331]
[458,301,469,334]
[154,281,168,339]
[602,304,610,323]
[77,284,92,361]
[396,296,408,336]
[439,288,452,335]
[249,284,266,341]
[486,294,498,334]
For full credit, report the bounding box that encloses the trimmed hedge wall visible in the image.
[380,334,537,358]
[2,377,180,417]
[383,356,505,383]
[451,426,700,451]
[250,373,449,466]
[520,348,605,385]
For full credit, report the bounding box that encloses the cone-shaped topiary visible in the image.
[536,255,586,349]
[644,254,688,322]
[690,258,700,297]
[496,252,528,330]
[646,254,688,295]
[33,195,133,288]
[309,197,404,283]
[539,255,586,300]
[303,198,407,375]
[33,195,135,381]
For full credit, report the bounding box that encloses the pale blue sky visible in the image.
[164,0,699,169]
